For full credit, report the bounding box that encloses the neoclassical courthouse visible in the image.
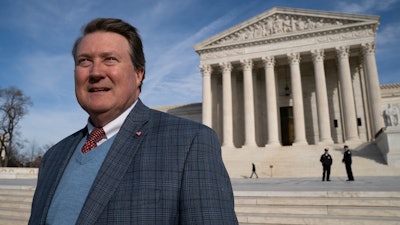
[157,7,400,174]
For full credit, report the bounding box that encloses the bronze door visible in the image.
[280,107,294,146]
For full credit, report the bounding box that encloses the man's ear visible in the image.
[136,68,144,82]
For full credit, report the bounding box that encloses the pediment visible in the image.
[194,7,379,53]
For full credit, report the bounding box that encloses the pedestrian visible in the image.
[342,145,354,181]
[320,148,332,181]
[28,18,238,225]
[250,162,258,178]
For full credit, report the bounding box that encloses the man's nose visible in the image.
[89,61,105,79]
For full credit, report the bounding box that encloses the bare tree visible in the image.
[23,139,46,167]
[0,86,33,167]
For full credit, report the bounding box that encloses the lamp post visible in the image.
[269,165,274,177]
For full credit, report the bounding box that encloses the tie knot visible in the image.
[81,127,105,153]
[88,127,105,141]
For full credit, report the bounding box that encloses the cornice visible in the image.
[196,23,377,55]
[381,83,400,90]
[194,7,380,56]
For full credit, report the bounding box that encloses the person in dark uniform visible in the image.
[250,163,258,178]
[342,145,354,181]
[320,148,332,181]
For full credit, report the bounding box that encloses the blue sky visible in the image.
[1,0,399,151]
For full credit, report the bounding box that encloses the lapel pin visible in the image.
[135,131,142,136]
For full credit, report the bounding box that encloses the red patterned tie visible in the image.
[81,127,106,153]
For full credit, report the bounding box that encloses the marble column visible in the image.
[240,59,257,147]
[262,56,281,146]
[311,49,333,144]
[200,64,212,128]
[288,52,308,145]
[220,62,234,147]
[336,46,359,142]
[361,42,385,134]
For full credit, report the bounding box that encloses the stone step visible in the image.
[0,186,34,225]
[0,206,30,218]
[1,180,399,225]
[0,200,31,210]
[0,188,35,196]
[0,193,33,201]
[235,190,400,225]
[235,196,400,207]
[237,213,400,225]
[0,217,28,225]
[236,205,400,217]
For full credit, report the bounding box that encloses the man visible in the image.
[29,18,238,225]
[342,145,354,181]
[320,148,332,181]
[249,162,258,178]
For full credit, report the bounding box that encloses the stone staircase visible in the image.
[222,143,400,178]
[0,185,34,225]
[1,140,400,225]
[1,181,400,225]
[235,190,400,225]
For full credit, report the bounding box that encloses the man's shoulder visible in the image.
[133,100,203,126]
[134,100,214,134]
[149,108,216,135]
[150,108,202,126]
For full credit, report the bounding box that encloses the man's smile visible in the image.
[89,87,110,92]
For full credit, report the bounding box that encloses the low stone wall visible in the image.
[0,167,38,179]
[376,126,400,168]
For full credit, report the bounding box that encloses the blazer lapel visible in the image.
[76,99,150,224]
[38,129,86,225]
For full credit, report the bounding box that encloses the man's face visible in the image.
[74,31,143,126]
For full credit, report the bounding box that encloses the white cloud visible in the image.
[141,69,202,107]
[140,6,245,107]
[335,0,399,14]
[377,23,400,45]
[20,104,87,149]
[15,52,76,107]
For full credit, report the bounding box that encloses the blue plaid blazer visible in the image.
[29,99,238,224]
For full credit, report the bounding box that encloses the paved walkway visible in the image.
[232,176,400,192]
[1,176,400,192]
[0,179,37,187]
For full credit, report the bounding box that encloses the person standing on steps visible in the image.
[342,145,354,181]
[250,163,258,178]
[320,148,332,181]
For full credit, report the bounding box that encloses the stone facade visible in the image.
[155,84,400,131]
[193,7,387,148]
[380,83,400,128]
[154,103,202,124]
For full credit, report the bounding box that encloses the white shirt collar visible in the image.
[86,100,137,142]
